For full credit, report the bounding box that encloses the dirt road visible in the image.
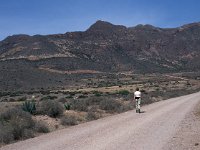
[1,92,200,150]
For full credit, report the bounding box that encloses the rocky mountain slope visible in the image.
[0,20,200,91]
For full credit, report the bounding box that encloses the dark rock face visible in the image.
[0,20,200,90]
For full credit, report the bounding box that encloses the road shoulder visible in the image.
[164,101,200,150]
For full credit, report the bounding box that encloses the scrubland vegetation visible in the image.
[1,73,200,146]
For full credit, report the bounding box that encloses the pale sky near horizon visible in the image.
[0,0,200,41]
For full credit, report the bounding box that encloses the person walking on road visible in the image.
[134,87,141,113]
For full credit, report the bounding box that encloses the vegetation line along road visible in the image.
[1,92,200,150]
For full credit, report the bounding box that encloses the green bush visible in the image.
[117,90,130,95]
[92,91,102,97]
[64,103,71,110]
[38,100,64,118]
[66,95,73,99]
[22,101,36,114]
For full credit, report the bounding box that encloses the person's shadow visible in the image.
[139,110,146,113]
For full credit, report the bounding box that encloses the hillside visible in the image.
[0,20,200,91]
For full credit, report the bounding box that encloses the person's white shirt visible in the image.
[134,91,141,98]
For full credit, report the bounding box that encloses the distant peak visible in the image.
[133,24,158,29]
[86,20,126,32]
[179,22,200,29]
[3,34,30,42]
[87,20,115,31]
[94,20,112,25]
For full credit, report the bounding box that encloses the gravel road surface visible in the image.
[1,92,200,150]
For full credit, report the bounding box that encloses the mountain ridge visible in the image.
[0,20,200,91]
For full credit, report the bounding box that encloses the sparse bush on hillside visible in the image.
[40,95,57,101]
[58,97,67,103]
[92,91,103,97]
[78,94,88,98]
[9,92,21,97]
[38,100,64,118]
[66,95,73,99]
[17,96,27,102]
[117,90,130,95]
[40,91,51,95]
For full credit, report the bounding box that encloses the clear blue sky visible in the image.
[0,0,200,41]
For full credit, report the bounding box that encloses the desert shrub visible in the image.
[40,91,51,95]
[61,114,78,126]
[141,94,153,105]
[0,92,9,97]
[68,91,76,96]
[17,96,27,102]
[140,89,148,94]
[64,103,71,110]
[78,94,87,98]
[58,97,67,103]
[8,98,16,102]
[70,99,88,111]
[69,97,104,112]
[0,108,35,143]
[66,95,73,99]
[10,92,20,97]
[92,91,103,97]
[161,89,188,100]
[22,101,36,114]
[95,93,102,97]
[99,99,123,113]
[87,97,103,105]
[38,100,64,118]
[20,129,34,139]
[34,121,49,133]
[86,107,101,121]
[121,102,135,111]
[41,95,57,101]
[117,90,130,95]
[0,123,14,144]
